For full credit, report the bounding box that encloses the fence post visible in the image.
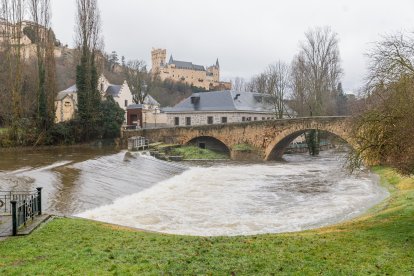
[36,187,42,215]
[23,200,26,226]
[11,200,17,236]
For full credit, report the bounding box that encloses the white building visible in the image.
[98,75,133,115]
[55,75,136,123]
[163,90,294,126]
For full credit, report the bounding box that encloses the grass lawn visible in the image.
[170,146,229,160]
[0,167,413,274]
[232,143,255,151]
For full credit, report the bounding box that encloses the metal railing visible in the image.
[0,188,42,236]
[128,136,149,151]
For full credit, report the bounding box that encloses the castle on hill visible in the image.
[151,48,231,91]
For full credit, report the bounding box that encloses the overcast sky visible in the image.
[51,0,414,93]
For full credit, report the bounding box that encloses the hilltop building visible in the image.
[151,48,231,91]
[0,19,63,59]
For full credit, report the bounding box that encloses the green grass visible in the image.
[232,143,255,151]
[0,128,8,135]
[0,167,413,274]
[170,146,229,160]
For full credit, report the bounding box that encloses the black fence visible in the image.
[0,188,42,236]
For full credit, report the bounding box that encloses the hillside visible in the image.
[54,47,201,107]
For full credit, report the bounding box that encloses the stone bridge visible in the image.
[122,116,352,160]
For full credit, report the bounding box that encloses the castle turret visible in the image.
[151,48,167,75]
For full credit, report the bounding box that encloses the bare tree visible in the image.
[290,53,309,116]
[75,0,102,55]
[349,31,414,173]
[247,73,267,93]
[75,0,103,140]
[232,77,246,92]
[292,27,343,116]
[289,27,343,155]
[0,0,25,129]
[366,32,414,89]
[28,0,57,130]
[124,59,151,104]
[247,61,290,118]
[266,61,290,118]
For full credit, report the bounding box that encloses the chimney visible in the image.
[191,96,200,104]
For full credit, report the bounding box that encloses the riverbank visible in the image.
[0,166,412,274]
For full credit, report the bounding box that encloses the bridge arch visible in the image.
[264,125,352,161]
[184,135,231,154]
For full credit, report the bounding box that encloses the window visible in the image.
[130,114,138,124]
[174,117,180,126]
[186,117,191,126]
[242,117,246,122]
[64,101,71,107]
[124,100,128,107]
[221,117,227,123]
[207,116,213,124]
[254,117,257,121]
[262,117,265,120]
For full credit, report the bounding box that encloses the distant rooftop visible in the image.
[163,90,278,113]
[168,55,205,71]
[105,85,122,97]
[127,94,160,108]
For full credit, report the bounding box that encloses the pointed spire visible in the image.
[216,58,220,68]
[169,54,173,64]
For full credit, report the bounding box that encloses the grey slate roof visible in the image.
[56,91,75,101]
[144,94,160,106]
[105,85,122,97]
[56,84,77,100]
[162,90,276,113]
[61,84,77,93]
[168,55,205,71]
[127,104,143,110]
[127,94,160,108]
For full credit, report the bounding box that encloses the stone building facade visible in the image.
[162,90,292,127]
[55,86,77,123]
[167,111,277,127]
[151,48,231,91]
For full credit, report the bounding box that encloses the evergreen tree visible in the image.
[76,49,102,140]
[100,96,124,139]
[109,51,119,65]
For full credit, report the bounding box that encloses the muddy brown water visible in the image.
[0,146,388,236]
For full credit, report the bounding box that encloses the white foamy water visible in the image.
[78,153,389,236]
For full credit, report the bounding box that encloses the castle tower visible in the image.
[151,48,167,75]
[208,58,220,82]
[215,58,220,81]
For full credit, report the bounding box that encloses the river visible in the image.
[0,147,388,236]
